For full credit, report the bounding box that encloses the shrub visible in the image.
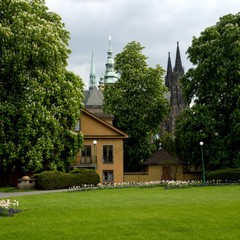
[70,168,95,174]
[207,168,240,182]
[34,170,100,190]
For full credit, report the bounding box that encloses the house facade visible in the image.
[141,148,185,181]
[124,148,201,182]
[124,148,185,182]
[71,109,127,183]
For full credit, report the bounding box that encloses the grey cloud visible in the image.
[46,0,240,88]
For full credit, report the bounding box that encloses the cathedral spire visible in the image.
[104,35,118,84]
[174,41,184,73]
[163,42,188,135]
[89,51,96,87]
[165,52,172,89]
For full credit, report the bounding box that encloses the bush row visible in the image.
[207,168,240,182]
[34,169,100,190]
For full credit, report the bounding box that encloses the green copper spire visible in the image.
[89,51,96,87]
[104,35,118,84]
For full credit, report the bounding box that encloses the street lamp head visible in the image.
[199,141,204,146]
[93,140,97,145]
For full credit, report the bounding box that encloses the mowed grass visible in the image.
[0,185,239,240]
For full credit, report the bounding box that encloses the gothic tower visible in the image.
[164,42,188,134]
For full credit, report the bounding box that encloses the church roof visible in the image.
[142,148,184,166]
[84,86,104,107]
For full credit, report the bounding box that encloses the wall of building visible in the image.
[74,138,124,184]
[72,110,126,184]
[80,112,117,136]
[124,165,199,183]
[124,166,162,182]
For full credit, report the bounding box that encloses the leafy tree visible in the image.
[104,41,169,171]
[0,0,84,183]
[176,13,240,169]
[160,132,176,157]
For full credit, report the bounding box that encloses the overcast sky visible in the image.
[45,0,239,89]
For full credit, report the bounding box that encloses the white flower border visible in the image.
[68,179,234,192]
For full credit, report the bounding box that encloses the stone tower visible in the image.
[164,42,188,134]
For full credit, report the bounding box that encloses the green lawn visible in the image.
[0,185,239,240]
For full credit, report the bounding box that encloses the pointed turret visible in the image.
[173,41,184,74]
[89,51,96,87]
[104,35,118,84]
[165,52,173,90]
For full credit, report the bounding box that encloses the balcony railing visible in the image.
[72,156,97,168]
[80,156,97,164]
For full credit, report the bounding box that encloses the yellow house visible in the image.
[124,148,185,182]
[71,109,127,184]
[124,148,201,182]
[141,148,185,181]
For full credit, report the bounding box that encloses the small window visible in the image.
[81,145,91,164]
[103,145,113,163]
[103,170,113,183]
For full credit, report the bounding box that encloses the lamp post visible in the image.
[199,141,206,184]
[93,140,97,170]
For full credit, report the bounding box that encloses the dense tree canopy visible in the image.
[0,0,84,181]
[104,41,169,171]
[176,13,240,169]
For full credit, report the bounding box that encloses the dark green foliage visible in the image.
[207,168,240,182]
[160,132,176,156]
[0,0,84,182]
[70,168,96,174]
[176,13,240,169]
[104,41,169,171]
[34,170,100,190]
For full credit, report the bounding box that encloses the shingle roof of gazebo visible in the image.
[142,148,184,166]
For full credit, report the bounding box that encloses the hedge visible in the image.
[207,168,240,182]
[34,170,100,190]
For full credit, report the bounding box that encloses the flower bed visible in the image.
[68,180,189,192]
[69,181,164,192]
[0,199,20,217]
[68,179,239,192]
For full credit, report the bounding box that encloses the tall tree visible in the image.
[0,0,84,182]
[176,13,240,169]
[104,41,169,171]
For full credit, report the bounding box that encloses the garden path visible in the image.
[0,188,69,198]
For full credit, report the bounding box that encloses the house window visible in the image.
[103,170,113,183]
[103,145,113,163]
[74,120,80,132]
[81,145,91,164]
